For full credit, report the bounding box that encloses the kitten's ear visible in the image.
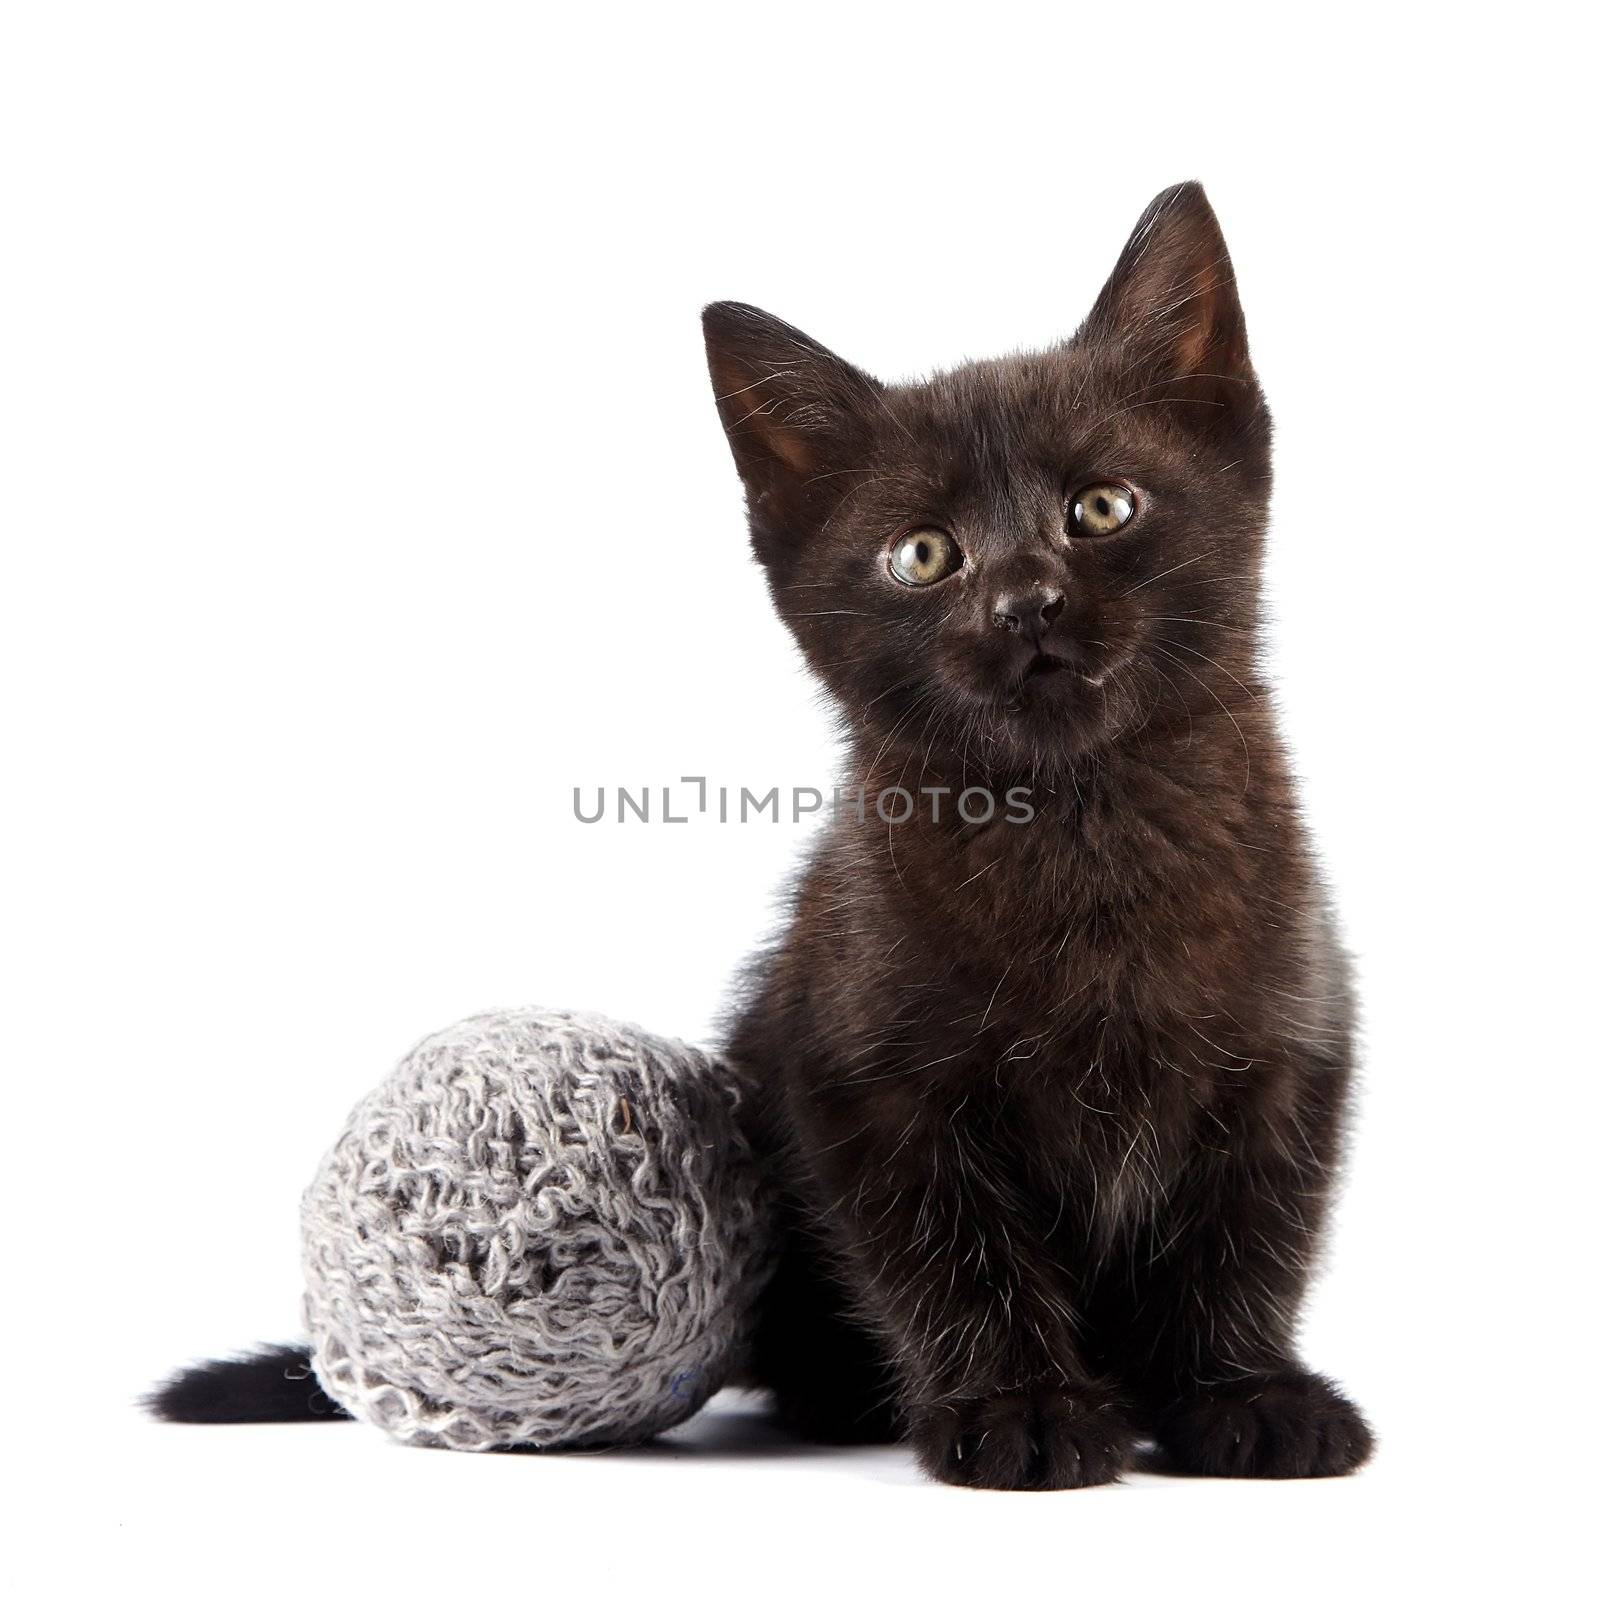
[702,302,881,557]
[1080,181,1257,411]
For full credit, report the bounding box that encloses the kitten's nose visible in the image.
[992,587,1065,639]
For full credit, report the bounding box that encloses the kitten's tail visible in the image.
[145,1344,349,1424]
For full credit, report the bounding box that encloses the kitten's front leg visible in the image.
[801,1091,1134,1490]
[1124,1073,1374,1478]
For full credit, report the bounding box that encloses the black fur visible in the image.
[709,182,1374,1488]
[145,1345,347,1425]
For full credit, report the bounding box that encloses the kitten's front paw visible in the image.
[911,1383,1134,1490]
[1158,1368,1373,1478]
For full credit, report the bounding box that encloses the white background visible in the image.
[4,3,1593,1594]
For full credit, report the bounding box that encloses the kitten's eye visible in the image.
[1070,483,1136,536]
[889,528,962,585]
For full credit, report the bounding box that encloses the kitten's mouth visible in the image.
[1002,650,1113,712]
[1023,651,1107,688]
[1022,653,1073,681]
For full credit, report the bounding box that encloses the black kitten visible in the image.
[708,182,1373,1489]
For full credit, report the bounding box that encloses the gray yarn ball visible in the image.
[300,1007,772,1451]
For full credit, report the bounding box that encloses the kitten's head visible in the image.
[703,182,1271,777]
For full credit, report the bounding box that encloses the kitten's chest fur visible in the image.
[747,722,1337,1250]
